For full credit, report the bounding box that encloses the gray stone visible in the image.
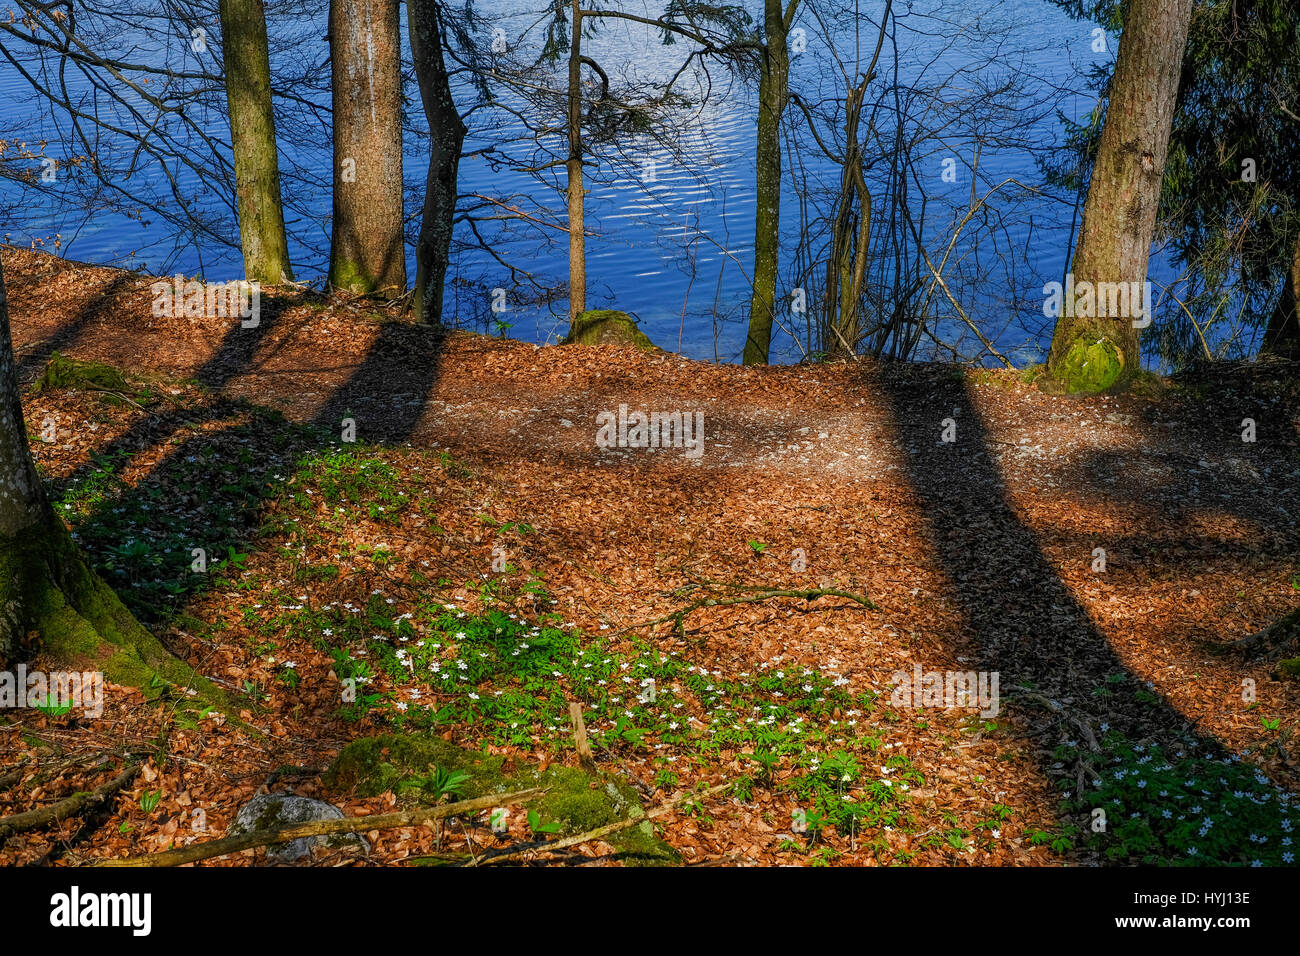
[230,793,368,862]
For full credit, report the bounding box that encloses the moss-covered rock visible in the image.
[327,733,677,864]
[561,310,660,352]
[31,352,132,395]
[230,793,367,862]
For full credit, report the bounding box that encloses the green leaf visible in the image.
[527,809,561,834]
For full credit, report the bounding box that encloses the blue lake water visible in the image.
[0,0,1133,365]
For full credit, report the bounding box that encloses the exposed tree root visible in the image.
[1232,607,1300,656]
[2,521,241,723]
[0,761,140,842]
[622,578,877,638]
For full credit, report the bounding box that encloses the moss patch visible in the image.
[329,260,400,299]
[1057,336,1124,394]
[1019,363,1047,385]
[327,733,677,864]
[562,310,660,352]
[329,259,375,296]
[1274,658,1300,680]
[1128,369,1169,401]
[31,352,133,396]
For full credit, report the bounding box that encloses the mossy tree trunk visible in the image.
[742,0,794,366]
[1262,229,1300,360]
[408,0,466,325]
[218,0,295,285]
[0,258,231,707]
[566,0,587,327]
[1045,0,1193,392]
[328,0,407,298]
[0,256,64,664]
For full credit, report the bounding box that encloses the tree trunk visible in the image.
[218,0,295,284]
[566,0,587,327]
[825,78,871,359]
[0,254,61,664]
[407,0,466,325]
[328,0,406,297]
[742,0,791,366]
[1262,230,1300,360]
[0,257,232,709]
[1045,0,1193,393]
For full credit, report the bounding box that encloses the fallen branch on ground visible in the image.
[96,787,547,867]
[1232,607,1300,654]
[0,762,141,842]
[465,781,734,866]
[1008,692,1101,753]
[624,584,877,637]
[1007,692,1104,796]
[0,754,35,792]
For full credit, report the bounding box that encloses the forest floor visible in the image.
[2,246,1299,867]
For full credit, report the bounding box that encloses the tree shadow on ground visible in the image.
[47,286,302,497]
[1041,363,1300,651]
[869,362,1299,862]
[14,271,137,381]
[869,364,1201,736]
[309,320,447,445]
[40,305,446,695]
